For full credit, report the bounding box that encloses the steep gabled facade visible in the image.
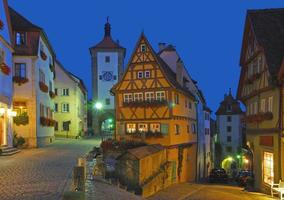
[9,7,56,147]
[54,60,87,138]
[0,0,14,147]
[112,33,197,183]
[237,8,284,192]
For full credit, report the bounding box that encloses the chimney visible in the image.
[176,58,184,86]
[158,42,166,51]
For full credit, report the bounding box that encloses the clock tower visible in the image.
[90,18,125,135]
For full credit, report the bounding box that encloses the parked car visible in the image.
[209,168,228,183]
[235,170,253,186]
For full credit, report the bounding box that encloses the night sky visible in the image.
[9,0,284,116]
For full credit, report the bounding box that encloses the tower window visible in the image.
[145,71,150,78]
[141,44,146,52]
[105,56,110,63]
[16,32,26,46]
[137,71,143,79]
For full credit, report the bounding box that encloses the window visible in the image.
[268,97,273,112]
[105,56,110,63]
[55,121,58,131]
[174,94,179,104]
[49,81,52,92]
[39,69,45,83]
[187,125,190,133]
[150,123,160,132]
[16,32,26,45]
[54,103,58,112]
[63,121,70,131]
[191,123,196,134]
[126,123,136,133]
[261,99,266,112]
[55,88,58,95]
[227,104,232,111]
[145,92,155,102]
[137,71,143,79]
[0,49,4,64]
[14,63,26,78]
[134,93,143,102]
[227,116,232,122]
[62,89,69,96]
[226,146,232,153]
[123,93,133,103]
[138,123,148,132]
[140,44,146,52]
[227,136,232,142]
[145,71,150,78]
[263,152,274,185]
[156,91,166,101]
[105,98,110,105]
[40,103,45,117]
[62,103,69,112]
[175,124,180,135]
[185,99,187,108]
[227,126,232,132]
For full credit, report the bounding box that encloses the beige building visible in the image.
[54,60,87,138]
[10,7,56,147]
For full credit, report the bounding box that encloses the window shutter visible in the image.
[161,124,169,135]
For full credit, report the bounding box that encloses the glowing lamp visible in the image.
[227,156,233,162]
[0,108,5,116]
[94,102,103,110]
[244,159,249,164]
[7,109,17,117]
[236,155,241,159]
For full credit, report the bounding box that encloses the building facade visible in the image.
[158,44,212,180]
[216,90,244,172]
[0,0,13,147]
[112,33,197,183]
[10,8,56,147]
[90,19,125,135]
[237,8,284,192]
[54,60,87,138]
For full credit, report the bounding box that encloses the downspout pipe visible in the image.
[195,99,199,183]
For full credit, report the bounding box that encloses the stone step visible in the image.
[0,147,21,156]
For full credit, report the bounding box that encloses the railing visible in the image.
[123,100,168,107]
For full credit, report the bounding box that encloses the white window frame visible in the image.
[126,123,136,133]
[137,71,143,79]
[268,96,273,112]
[134,93,143,102]
[156,91,165,101]
[260,99,266,113]
[123,93,133,103]
[145,92,155,102]
[150,123,160,132]
[145,71,150,78]
[138,123,148,132]
[62,103,69,113]
[62,88,69,96]
[140,44,146,52]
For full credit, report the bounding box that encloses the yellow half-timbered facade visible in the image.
[112,33,197,183]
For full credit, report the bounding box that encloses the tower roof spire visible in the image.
[104,16,111,37]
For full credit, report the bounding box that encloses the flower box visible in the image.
[13,112,29,126]
[40,117,56,127]
[0,63,10,75]
[39,81,48,93]
[13,76,29,85]
[40,50,47,60]
[49,91,56,99]
[123,100,168,107]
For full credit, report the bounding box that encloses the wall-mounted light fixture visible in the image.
[0,108,5,116]
[7,109,17,117]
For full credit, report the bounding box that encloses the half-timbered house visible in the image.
[112,33,197,183]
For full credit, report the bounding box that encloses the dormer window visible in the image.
[16,32,26,46]
[137,71,143,79]
[140,44,146,53]
[145,71,150,78]
[227,104,232,111]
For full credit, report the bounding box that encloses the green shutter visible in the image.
[161,124,169,135]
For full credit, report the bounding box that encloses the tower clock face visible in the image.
[102,71,113,81]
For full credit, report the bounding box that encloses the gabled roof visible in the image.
[243,8,284,78]
[9,7,42,31]
[126,144,164,160]
[112,33,195,99]
[216,89,243,115]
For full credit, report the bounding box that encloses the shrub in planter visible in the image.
[0,63,10,75]
[13,76,29,85]
[13,112,29,126]
[39,81,48,93]
[49,91,56,99]
[13,132,26,148]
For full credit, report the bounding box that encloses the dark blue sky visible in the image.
[9,0,284,115]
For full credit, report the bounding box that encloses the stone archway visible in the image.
[98,111,115,139]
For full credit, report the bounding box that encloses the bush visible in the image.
[13,133,26,148]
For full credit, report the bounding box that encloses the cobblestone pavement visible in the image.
[149,183,275,200]
[0,138,100,200]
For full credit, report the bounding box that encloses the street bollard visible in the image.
[73,166,85,192]
[78,157,87,179]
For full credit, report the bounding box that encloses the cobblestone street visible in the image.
[0,138,100,200]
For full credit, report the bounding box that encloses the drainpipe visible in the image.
[195,100,199,182]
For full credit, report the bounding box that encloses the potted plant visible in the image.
[13,76,29,85]
[13,112,29,126]
[0,63,10,75]
[49,91,56,99]
[39,81,48,93]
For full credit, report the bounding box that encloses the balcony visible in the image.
[123,100,168,107]
[244,112,273,123]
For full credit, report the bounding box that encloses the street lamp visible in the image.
[94,102,103,110]
[227,156,233,162]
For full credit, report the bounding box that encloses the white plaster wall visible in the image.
[97,52,118,110]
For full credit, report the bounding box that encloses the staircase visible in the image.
[0,146,21,156]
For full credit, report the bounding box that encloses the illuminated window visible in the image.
[156,91,165,101]
[137,71,143,79]
[150,123,160,132]
[138,123,148,132]
[263,152,274,185]
[174,94,179,104]
[123,93,133,103]
[134,93,143,102]
[126,123,136,133]
[145,92,154,102]
[145,71,150,78]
